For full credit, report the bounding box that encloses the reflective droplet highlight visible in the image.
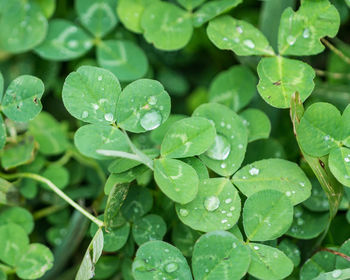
[204,196,220,212]
[206,135,231,160]
[140,110,162,131]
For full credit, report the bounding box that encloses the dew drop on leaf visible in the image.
[165,262,179,273]
[243,39,255,49]
[302,28,310,38]
[249,167,259,176]
[287,35,296,46]
[204,196,220,212]
[140,110,162,131]
[104,113,114,122]
[179,209,189,217]
[332,269,342,278]
[206,135,231,160]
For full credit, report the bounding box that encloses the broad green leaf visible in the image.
[74,124,129,160]
[90,218,130,252]
[240,109,271,142]
[193,103,248,176]
[192,231,251,280]
[150,114,186,145]
[62,66,121,124]
[0,207,34,234]
[278,239,301,267]
[257,56,315,108]
[0,0,47,53]
[208,66,257,112]
[76,228,104,280]
[232,158,312,205]
[96,40,148,82]
[161,117,215,158]
[34,19,93,61]
[278,0,340,56]
[2,75,44,122]
[0,224,29,266]
[41,165,70,190]
[141,2,193,51]
[16,244,54,279]
[121,185,153,221]
[329,147,350,187]
[207,15,274,56]
[1,137,34,170]
[177,0,206,10]
[117,0,157,33]
[76,0,118,38]
[116,79,171,133]
[104,183,129,231]
[248,243,294,280]
[286,206,329,239]
[132,241,192,280]
[297,102,342,157]
[313,269,350,280]
[94,256,120,279]
[132,214,167,245]
[243,189,293,241]
[154,158,198,204]
[193,0,242,27]
[28,111,68,155]
[0,115,6,150]
[0,270,6,280]
[171,223,201,257]
[34,0,56,18]
[175,178,241,232]
[300,251,336,280]
[108,158,141,173]
[303,180,330,212]
[181,157,209,180]
[336,239,350,269]
[346,0,350,7]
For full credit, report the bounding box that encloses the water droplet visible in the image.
[297,219,304,226]
[303,28,310,38]
[104,113,114,122]
[204,196,220,212]
[82,111,88,118]
[148,96,157,105]
[225,198,232,204]
[205,268,209,273]
[287,35,296,46]
[179,209,189,217]
[165,262,178,273]
[324,135,330,141]
[249,167,259,176]
[221,219,228,223]
[332,269,342,278]
[164,249,169,253]
[222,37,228,41]
[238,144,243,149]
[299,182,305,187]
[68,40,78,48]
[344,157,350,163]
[92,103,99,110]
[140,110,162,131]
[227,213,232,217]
[253,245,259,250]
[230,206,235,211]
[220,163,227,169]
[220,121,225,127]
[206,135,231,160]
[98,75,102,81]
[236,26,243,34]
[286,191,291,197]
[243,39,255,49]
[232,242,237,248]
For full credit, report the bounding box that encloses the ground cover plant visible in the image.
[0,0,350,279]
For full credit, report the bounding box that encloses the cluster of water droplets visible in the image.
[137,95,163,131]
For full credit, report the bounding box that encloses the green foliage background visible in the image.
[0,0,350,279]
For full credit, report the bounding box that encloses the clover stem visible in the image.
[314,68,350,80]
[321,38,350,65]
[33,204,66,220]
[0,263,15,274]
[0,172,104,228]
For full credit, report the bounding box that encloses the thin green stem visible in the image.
[0,172,104,227]
[0,263,15,274]
[321,38,350,65]
[33,204,66,220]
